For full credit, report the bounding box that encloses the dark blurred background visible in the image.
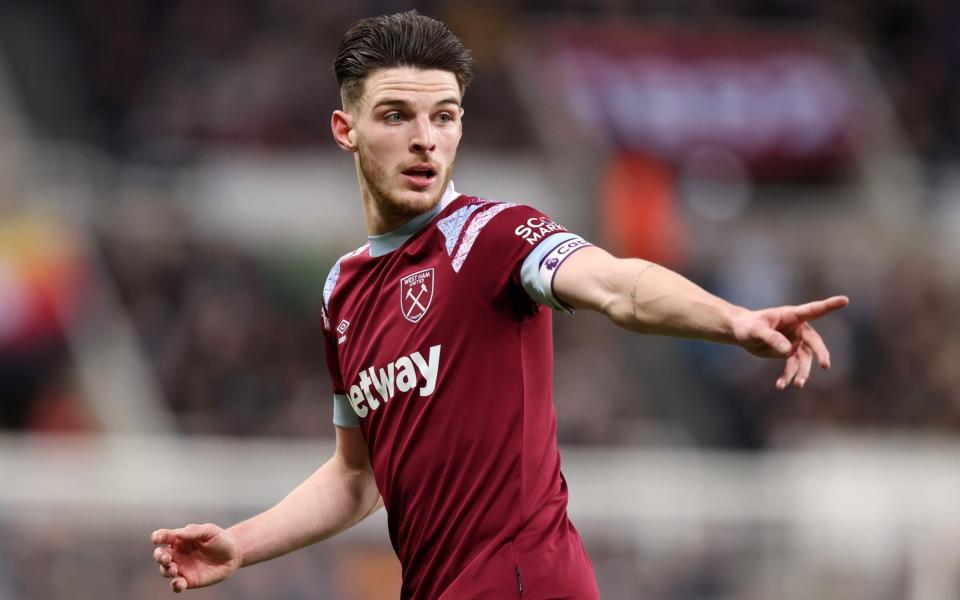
[1,1,958,599]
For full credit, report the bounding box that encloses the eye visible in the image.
[437,112,453,124]
[384,112,403,123]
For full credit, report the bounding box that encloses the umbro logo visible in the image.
[337,319,350,345]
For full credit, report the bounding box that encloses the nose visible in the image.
[409,115,436,154]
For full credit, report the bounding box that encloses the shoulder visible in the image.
[323,243,370,309]
[435,196,560,273]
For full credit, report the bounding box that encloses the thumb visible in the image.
[177,523,220,543]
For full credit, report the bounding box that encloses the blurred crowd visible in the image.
[0,0,956,161]
[94,211,335,437]
[39,0,533,160]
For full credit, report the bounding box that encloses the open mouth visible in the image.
[402,165,437,188]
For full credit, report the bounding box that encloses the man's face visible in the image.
[348,67,463,226]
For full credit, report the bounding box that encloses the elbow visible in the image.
[342,461,376,493]
[330,453,378,506]
[339,465,380,521]
[604,294,649,334]
[602,265,652,333]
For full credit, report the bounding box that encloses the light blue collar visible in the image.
[368,182,459,257]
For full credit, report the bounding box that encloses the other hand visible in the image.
[151,523,242,593]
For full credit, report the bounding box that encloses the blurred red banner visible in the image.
[530,25,861,178]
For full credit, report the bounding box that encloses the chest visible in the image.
[331,242,464,389]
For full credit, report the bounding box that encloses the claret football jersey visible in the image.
[321,183,599,599]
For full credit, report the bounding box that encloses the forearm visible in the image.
[228,454,381,568]
[602,259,746,344]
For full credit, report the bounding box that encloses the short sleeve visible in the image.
[518,232,593,312]
[322,296,360,428]
[453,203,592,317]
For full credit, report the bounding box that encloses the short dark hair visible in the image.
[334,11,473,107]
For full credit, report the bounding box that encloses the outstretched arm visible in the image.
[553,246,849,389]
[152,426,381,593]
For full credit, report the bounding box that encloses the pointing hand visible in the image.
[729,295,850,389]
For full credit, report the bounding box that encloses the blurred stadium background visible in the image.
[1,1,959,598]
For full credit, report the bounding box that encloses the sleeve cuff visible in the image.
[333,393,360,427]
[520,233,593,312]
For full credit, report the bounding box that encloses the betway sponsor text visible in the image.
[347,345,441,418]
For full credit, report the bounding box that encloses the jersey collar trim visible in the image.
[367,182,460,257]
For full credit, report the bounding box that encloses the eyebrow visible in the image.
[372,97,461,110]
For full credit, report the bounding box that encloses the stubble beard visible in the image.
[357,145,455,224]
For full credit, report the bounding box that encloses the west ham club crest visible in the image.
[400,268,434,323]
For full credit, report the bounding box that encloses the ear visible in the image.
[331,110,357,152]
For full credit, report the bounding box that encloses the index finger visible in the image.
[786,295,849,324]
